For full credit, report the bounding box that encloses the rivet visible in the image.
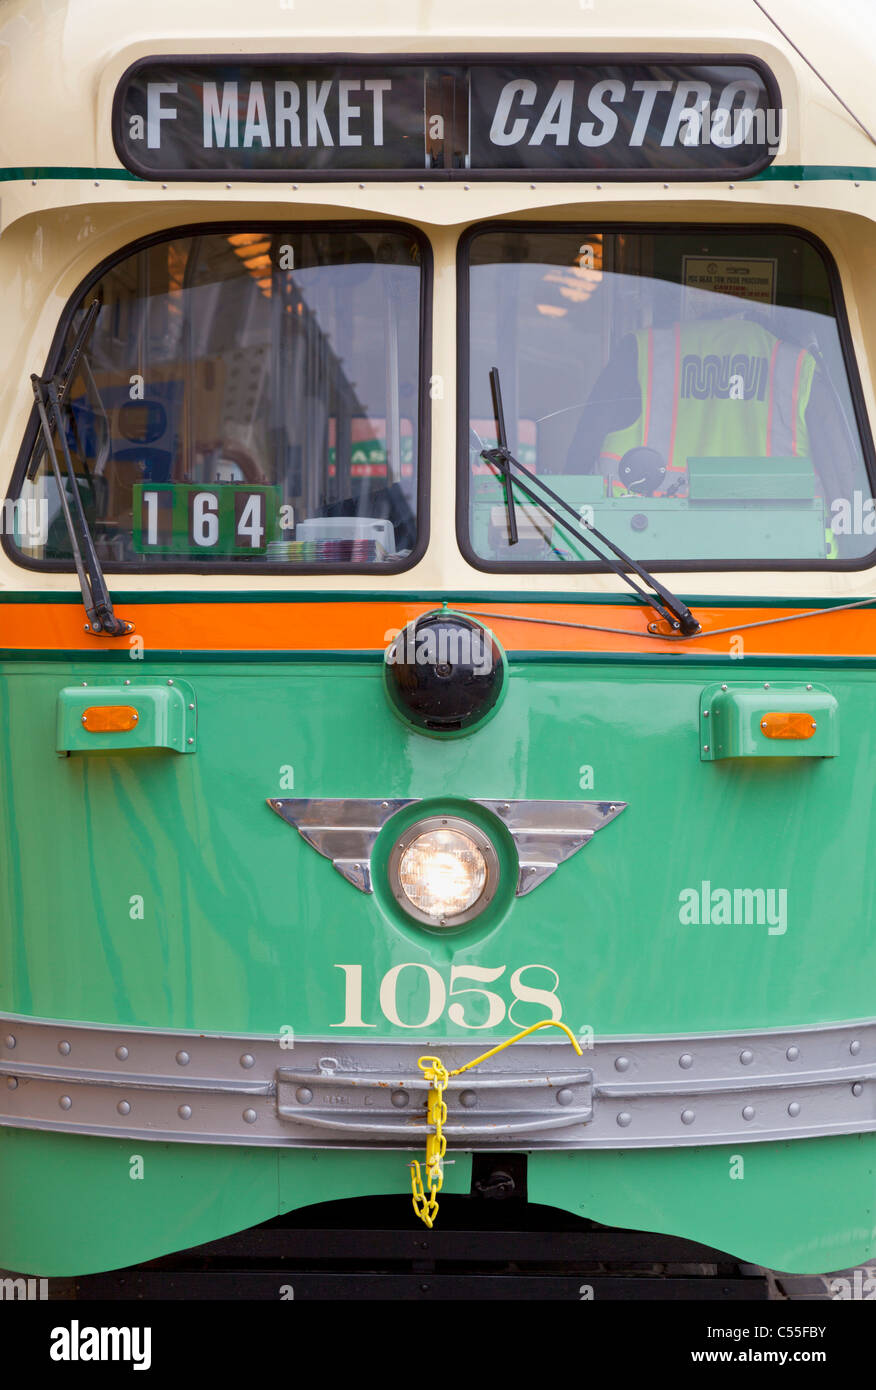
[786,1045,799,1061]
[556,1088,574,1106]
[852,1082,864,1097]
[243,1108,258,1124]
[616,1111,632,1127]
[788,1101,801,1117]
[721,683,728,691]
[806,684,813,691]
[681,1109,695,1125]
[178,1105,192,1120]
[81,681,88,686]
[4,1035,15,1049]
[176,1050,190,1066]
[124,679,131,685]
[761,720,767,729]
[850,1040,861,1056]
[742,1105,755,1120]
[794,182,800,189]
[381,801,389,809]
[7,1077,18,1089]
[614,1056,630,1072]
[703,710,709,717]
[187,738,194,745]
[58,1040,71,1055]
[763,682,770,689]
[117,1100,131,1116]
[391,1089,411,1108]
[116,1046,129,1061]
[463,184,470,190]
[295,1087,313,1105]
[59,1095,72,1110]
[458,1090,477,1108]
[81,716,87,724]
[679,1053,693,1069]
[240,1054,255,1069]
[188,703,195,710]
[728,183,735,190]
[84,625,90,632]
[739,1049,753,1065]
[167,679,174,685]
[703,745,709,752]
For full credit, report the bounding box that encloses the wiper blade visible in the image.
[481,367,700,637]
[489,367,518,545]
[29,302,133,638]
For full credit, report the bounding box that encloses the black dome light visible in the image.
[384,611,505,735]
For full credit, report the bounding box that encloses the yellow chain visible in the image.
[409,1019,583,1229]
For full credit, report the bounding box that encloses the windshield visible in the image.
[12,224,426,571]
[463,226,874,568]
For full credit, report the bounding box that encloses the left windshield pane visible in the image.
[13,225,425,569]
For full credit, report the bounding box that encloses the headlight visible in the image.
[388,817,499,926]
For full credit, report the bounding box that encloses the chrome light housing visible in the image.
[387,816,499,926]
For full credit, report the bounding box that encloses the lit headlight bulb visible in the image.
[398,828,487,921]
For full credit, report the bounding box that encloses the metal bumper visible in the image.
[1,1013,874,1149]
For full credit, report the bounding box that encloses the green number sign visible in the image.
[132,483,281,555]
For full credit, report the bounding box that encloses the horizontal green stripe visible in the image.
[0,590,872,610]
[1,165,873,185]
[0,167,139,183]
[754,165,876,182]
[2,648,875,670]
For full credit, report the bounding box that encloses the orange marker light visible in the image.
[760,712,817,740]
[81,705,139,733]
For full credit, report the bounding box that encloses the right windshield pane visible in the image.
[465,227,873,567]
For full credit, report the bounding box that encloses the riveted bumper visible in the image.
[1,1013,874,1149]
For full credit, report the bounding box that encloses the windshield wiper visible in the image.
[29,301,133,638]
[489,366,519,545]
[482,367,700,637]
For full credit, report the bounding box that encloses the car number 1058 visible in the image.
[331,963,564,1030]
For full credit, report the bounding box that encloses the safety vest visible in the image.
[599,320,816,491]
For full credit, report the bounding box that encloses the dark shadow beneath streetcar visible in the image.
[61,1187,777,1301]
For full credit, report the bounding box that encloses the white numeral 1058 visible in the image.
[331,963,563,1030]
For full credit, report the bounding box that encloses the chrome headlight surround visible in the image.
[387,815,500,927]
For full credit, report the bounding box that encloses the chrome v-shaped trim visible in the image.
[268,798,627,896]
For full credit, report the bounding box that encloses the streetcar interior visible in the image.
[15,226,424,568]
[465,227,872,567]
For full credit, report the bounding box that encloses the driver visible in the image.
[565,311,848,503]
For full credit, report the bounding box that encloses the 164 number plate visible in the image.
[133,482,280,555]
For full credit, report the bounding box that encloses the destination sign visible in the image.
[113,57,779,180]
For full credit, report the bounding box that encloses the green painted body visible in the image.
[1,620,875,1274]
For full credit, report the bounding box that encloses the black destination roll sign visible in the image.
[113,55,780,181]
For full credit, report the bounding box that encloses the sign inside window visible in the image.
[133,483,281,555]
[113,57,780,180]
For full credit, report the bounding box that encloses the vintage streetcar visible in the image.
[0,0,875,1296]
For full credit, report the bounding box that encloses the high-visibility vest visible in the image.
[599,319,816,491]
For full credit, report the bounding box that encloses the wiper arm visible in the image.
[489,367,518,545]
[482,367,700,637]
[29,302,133,638]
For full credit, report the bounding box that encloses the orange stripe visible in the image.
[766,339,781,457]
[791,349,805,456]
[643,327,653,446]
[1,600,876,658]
